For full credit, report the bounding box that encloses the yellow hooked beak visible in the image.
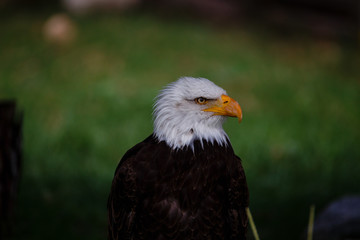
[203,94,242,122]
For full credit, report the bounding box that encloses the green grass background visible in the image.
[1,8,360,240]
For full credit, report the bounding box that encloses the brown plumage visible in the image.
[108,134,248,240]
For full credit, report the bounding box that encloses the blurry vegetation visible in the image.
[0,7,359,240]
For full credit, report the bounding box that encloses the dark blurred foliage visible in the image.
[246,0,358,39]
[0,0,60,8]
[144,0,359,40]
[1,0,359,40]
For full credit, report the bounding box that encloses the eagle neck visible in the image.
[153,123,229,151]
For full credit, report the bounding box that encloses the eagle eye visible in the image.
[195,97,208,105]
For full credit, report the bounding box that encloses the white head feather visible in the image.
[153,77,230,150]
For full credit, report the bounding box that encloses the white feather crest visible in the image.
[153,77,230,150]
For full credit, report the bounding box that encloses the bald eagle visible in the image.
[108,77,249,240]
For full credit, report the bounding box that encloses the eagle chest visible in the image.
[134,142,231,222]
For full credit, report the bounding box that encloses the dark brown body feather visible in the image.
[108,134,249,240]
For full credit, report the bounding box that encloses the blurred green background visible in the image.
[1,2,360,240]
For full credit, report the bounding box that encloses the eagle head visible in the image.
[153,77,242,150]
